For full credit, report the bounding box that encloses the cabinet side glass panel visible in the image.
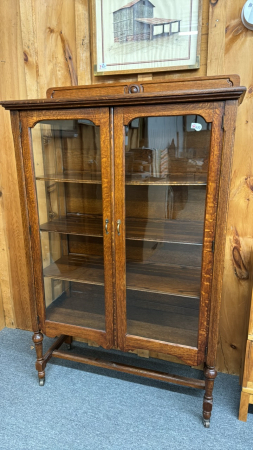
[31,120,105,330]
[124,115,212,347]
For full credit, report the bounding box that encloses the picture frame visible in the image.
[92,0,202,76]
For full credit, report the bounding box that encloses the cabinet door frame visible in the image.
[114,102,224,366]
[19,108,114,349]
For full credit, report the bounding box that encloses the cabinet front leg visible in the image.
[32,331,45,386]
[65,335,73,350]
[203,365,217,427]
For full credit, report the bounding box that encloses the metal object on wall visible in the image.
[241,1,253,30]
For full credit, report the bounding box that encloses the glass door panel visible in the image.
[31,119,106,331]
[124,115,212,347]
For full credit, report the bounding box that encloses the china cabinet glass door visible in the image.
[28,110,113,347]
[114,104,223,362]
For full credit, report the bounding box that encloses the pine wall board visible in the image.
[0,0,252,375]
[208,0,253,375]
[0,0,29,329]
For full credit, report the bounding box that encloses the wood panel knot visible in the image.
[232,246,249,280]
[247,85,253,97]
[246,176,253,192]
[210,0,219,6]
[233,25,244,36]
[23,51,28,63]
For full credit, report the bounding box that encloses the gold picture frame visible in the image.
[92,0,202,76]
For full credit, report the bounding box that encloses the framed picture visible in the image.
[92,0,202,76]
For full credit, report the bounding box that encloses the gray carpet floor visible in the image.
[0,328,252,450]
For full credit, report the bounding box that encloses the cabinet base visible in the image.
[34,333,215,426]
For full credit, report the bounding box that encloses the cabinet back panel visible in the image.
[125,185,206,221]
[65,184,102,215]
[69,235,104,256]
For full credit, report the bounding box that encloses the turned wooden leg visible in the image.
[32,331,45,386]
[65,335,73,350]
[238,391,250,422]
[203,365,217,427]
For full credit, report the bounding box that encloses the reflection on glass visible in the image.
[31,120,105,330]
[125,115,210,184]
[125,115,212,347]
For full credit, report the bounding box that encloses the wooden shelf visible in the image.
[36,172,207,186]
[40,216,104,237]
[125,173,207,185]
[36,172,102,184]
[40,216,204,245]
[46,284,199,347]
[43,255,201,298]
[126,261,201,298]
[125,218,203,244]
[43,255,104,285]
[46,284,105,330]
[127,290,199,347]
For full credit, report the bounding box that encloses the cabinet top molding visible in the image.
[0,75,246,111]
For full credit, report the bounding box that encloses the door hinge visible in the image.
[212,240,215,253]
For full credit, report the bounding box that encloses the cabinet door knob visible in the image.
[105,219,109,234]
[117,219,121,235]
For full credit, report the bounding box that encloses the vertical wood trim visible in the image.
[109,107,117,347]
[238,391,250,421]
[113,107,127,350]
[197,102,224,363]
[11,111,38,330]
[242,340,251,387]
[207,0,226,76]
[75,0,92,85]
[207,100,238,365]
[0,0,28,329]
[99,108,114,347]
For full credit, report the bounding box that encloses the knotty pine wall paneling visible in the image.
[0,0,252,376]
[208,0,253,375]
[0,0,29,329]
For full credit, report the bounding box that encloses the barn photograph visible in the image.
[95,0,200,74]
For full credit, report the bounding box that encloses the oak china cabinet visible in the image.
[1,76,245,427]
